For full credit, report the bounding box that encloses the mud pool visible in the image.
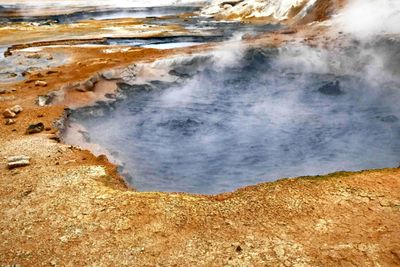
[68,44,400,194]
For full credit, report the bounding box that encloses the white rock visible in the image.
[10,105,23,114]
[35,80,48,87]
[7,155,31,169]
[3,109,16,118]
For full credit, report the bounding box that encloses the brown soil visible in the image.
[295,0,348,25]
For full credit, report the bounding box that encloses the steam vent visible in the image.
[1,0,400,265]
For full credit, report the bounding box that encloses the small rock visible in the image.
[35,80,47,87]
[0,88,6,94]
[318,80,343,95]
[46,70,59,75]
[7,155,30,169]
[76,79,95,92]
[37,95,51,106]
[3,108,16,118]
[380,115,399,123]
[39,20,59,26]
[10,105,23,114]
[26,122,45,134]
[22,66,41,77]
[25,79,35,84]
[101,70,118,80]
[279,29,297,35]
[219,0,244,8]
[5,118,15,125]
[26,53,41,59]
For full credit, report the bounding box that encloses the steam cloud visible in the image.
[0,0,209,8]
[334,0,400,40]
[59,0,400,193]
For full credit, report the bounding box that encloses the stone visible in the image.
[35,80,48,87]
[38,95,51,107]
[46,70,59,75]
[22,67,41,77]
[380,115,399,123]
[280,29,297,34]
[5,119,15,125]
[101,70,118,80]
[3,109,16,118]
[219,0,244,8]
[7,155,30,169]
[26,53,41,59]
[0,88,6,94]
[10,105,23,114]
[318,80,343,95]
[75,78,96,92]
[26,122,45,134]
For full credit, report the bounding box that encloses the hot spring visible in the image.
[66,41,400,194]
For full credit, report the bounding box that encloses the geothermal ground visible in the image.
[0,0,400,266]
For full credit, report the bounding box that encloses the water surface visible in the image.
[70,47,400,194]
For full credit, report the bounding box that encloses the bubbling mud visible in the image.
[66,40,400,194]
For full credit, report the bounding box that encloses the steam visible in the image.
[67,35,400,193]
[1,0,210,8]
[209,33,246,71]
[0,0,210,18]
[334,0,400,40]
[58,0,400,194]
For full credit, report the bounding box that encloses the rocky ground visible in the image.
[0,0,399,266]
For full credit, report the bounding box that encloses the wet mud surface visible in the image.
[69,44,400,194]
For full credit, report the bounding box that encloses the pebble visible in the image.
[26,122,45,134]
[26,53,41,59]
[3,109,16,118]
[38,95,51,107]
[7,155,31,169]
[46,70,59,75]
[10,105,23,114]
[35,80,48,87]
[5,119,15,125]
